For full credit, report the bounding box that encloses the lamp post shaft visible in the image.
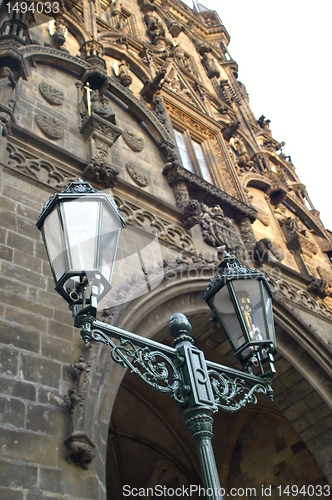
[186,410,223,500]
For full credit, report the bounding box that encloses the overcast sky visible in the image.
[182,0,331,231]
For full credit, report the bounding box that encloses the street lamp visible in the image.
[204,253,276,376]
[35,178,125,305]
[36,180,277,500]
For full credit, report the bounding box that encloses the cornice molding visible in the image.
[163,163,257,221]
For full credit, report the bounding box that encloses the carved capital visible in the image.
[186,413,214,440]
[63,432,96,470]
[80,113,122,145]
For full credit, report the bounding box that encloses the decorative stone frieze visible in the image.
[265,271,332,320]
[114,194,195,251]
[163,162,257,222]
[5,142,76,188]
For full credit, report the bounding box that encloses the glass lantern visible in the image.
[36,179,125,304]
[204,253,276,371]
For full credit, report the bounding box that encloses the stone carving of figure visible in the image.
[231,137,251,168]
[117,60,132,87]
[111,0,122,22]
[201,52,220,79]
[0,112,11,137]
[90,91,116,124]
[284,216,307,236]
[145,13,165,40]
[0,66,17,111]
[174,46,192,73]
[258,115,271,130]
[51,18,67,49]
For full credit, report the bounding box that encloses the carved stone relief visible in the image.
[173,45,194,75]
[230,136,255,175]
[83,158,119,188]
[126,162,149,187]
[122,129,144,152]
[80,114,122,145]
[39,81,64,105]
[0,66,17,111]
[63,351,96,469]
[220,79,238,104]
[36,113,64,139]
[201,52,220,79]
[108,0,129,32]
[49,18,68,49]
[237,217,256,246]
[254,238,283,264]
[144,12,166,48]
[198,203,244,258]
[114,60,132,87]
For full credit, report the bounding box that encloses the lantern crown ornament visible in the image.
[204,252,277,376]
[36,179,125,305]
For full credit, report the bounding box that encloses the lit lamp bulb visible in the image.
[238,292,263,342]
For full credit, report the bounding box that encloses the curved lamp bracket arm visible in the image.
[79,315,189,405]
[206,360,274,413]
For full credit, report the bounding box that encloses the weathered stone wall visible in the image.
[0,171,103,499]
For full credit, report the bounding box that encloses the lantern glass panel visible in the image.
[61,200,100,271]
[262,283,275,341]
[42,206,66,281]
[233,280,267,342]
[211,284,246,349]
[99,202,123,283]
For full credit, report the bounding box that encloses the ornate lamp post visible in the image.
[36,180,277,500]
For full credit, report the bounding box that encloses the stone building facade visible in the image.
[0,0,331,498]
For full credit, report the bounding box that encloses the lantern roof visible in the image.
[204,252,273,301]
[36,178,125,230]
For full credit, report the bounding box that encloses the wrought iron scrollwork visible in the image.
[208,369,273,412]
[91,328,189,405]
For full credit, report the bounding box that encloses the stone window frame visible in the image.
[173,128,213,184]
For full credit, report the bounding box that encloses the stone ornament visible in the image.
[199,203,244,258]
[0,66,17,110]
[80,114,122,145]
[39,81,64,105]
[126,162,149,187]
[122,129,144,152]
[36,113,64,139]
